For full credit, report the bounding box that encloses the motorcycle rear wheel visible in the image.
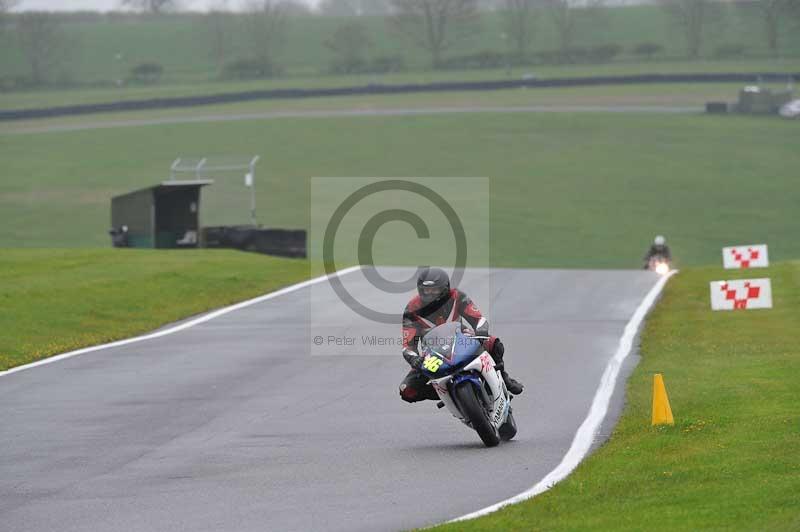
[455,383,500,447]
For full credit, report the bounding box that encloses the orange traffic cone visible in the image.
[652,373,674,426]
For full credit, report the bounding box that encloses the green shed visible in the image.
[110,180,212,248]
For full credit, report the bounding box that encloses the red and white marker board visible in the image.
[722,244,769,269]
[710,278,772,311]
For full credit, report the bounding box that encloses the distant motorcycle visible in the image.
[646,255,671,275]
[417,321,517,447]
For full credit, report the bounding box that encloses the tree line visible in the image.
[2,0,799,88]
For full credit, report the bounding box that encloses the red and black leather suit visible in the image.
[398,288,504,403]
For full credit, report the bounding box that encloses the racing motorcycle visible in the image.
[417,321,517,447]
[647,255,671,275]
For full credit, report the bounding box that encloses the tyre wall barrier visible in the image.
[2,72,798,121]
[202,226,307,259]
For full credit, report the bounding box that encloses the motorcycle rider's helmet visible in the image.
[417,267,450,306]
[654,235,666,246]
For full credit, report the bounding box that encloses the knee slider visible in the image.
[399,383,418,403]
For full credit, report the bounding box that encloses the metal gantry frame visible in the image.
[170,156,261,226]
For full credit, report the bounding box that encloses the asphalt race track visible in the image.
[0,268,661,532]
[2,105,700,135]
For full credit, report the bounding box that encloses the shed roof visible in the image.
[112,180,214,201]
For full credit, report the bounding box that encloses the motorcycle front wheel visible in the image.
[455,382,500,447]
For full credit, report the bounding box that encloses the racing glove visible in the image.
[402,348,423,369]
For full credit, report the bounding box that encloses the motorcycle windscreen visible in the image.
[419,322,483,377]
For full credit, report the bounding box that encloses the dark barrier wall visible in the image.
[2,72,798,121]
[202,226,307,259]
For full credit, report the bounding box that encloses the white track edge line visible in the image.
[450,270,678,523]
[0,265,363,378]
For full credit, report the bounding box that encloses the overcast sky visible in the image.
[13,0,319,11]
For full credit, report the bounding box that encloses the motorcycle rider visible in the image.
[643,235,672,269]
[398,267,524,403]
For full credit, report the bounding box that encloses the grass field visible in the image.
[0,249,309,370]
[431,260,800,531]
[1,2,799,110]
[1,111,798,268]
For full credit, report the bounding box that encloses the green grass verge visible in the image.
[430,260,800,531]
[0,248,310,371]
[1,112,798,268]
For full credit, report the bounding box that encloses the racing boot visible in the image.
[495,361,523,395]
[501,370,524,395]
[488,340,523,395]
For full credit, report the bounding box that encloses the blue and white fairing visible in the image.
[417,322,510,429]
[417,322,484,378]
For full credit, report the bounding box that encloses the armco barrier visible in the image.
[2,72,798,121]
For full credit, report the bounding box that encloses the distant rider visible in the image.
[398,267,524,403]
[643,235,672,269]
